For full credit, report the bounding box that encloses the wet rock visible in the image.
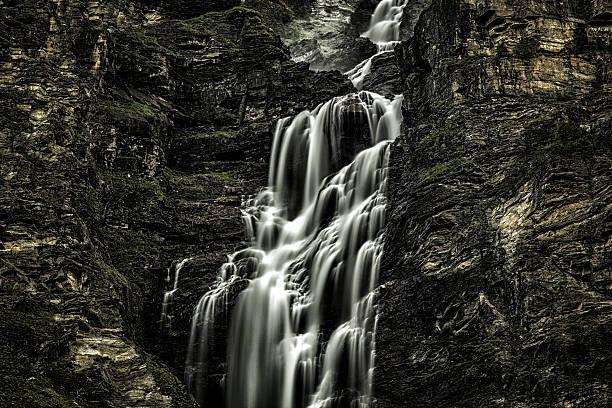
[279,0,379,71]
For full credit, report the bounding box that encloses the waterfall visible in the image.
[347,0,407,89]
[363,0,406,51]
[160,258,191,330]
[185,91,402,407]
[184,2,405,407]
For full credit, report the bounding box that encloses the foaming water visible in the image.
[363,0,406,50]
[185,91,403,407]
[347,0,407,89]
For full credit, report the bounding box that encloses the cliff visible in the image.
[1,0,349,405]
[0,0,610,407]
[376,1,612,407]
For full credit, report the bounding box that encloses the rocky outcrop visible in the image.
[375,0,612,407]
[279,0,380,71]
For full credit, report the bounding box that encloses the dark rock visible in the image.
[374,1,612,407]
[0,0,350,406]
[1,0,610,407]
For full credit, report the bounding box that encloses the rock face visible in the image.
[0,0,610,407]
[0,0,350,406]
[374,0,612,407]
[279,0,379,71]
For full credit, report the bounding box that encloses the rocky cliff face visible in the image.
[375,0,612,407]
[0,0,610,407]
[1,0,350,406]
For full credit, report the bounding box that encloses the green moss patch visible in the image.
[100,171,165,201]
[175,6,288,61]
[94,260,131,293]
[419,118,454,148]
[145,354,198,408]
[0,308,56,352]
[419,159,472,182]
[0,324,89,407]
[496,121,611,198]
[99,228,161,282]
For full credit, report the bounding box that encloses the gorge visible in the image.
[1,0,611,408]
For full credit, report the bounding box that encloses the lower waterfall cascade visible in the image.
[185,91,402,408]
[184,2,405,407]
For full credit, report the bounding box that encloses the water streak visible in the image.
[160,258,191,330]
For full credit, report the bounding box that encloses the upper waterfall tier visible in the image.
[363,0,406,51]
[347,0,407,89]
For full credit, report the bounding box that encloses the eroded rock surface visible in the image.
[0,0,610,407]
[375,0,612,407]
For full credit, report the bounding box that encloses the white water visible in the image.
[363,0,406,50]
[185,2,405,406]
[160,258,191,330]
[347,0,407,89]
[185,91,402,407]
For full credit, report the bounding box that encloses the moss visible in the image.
[494,151,548,199]
[548,121,611,159]
[145,354,198,408]
[419,159,471,182]
[0,308,56,349]
[169,166,241,183]
[0,330,88,407]
[95,260,130,290]
[97,228,164,290]
[176,7,288,60]
[0,376,81,408]
[100,228,160,261]
[207,170,241,181]
[163,169,210,191]
[132,29,174,55]
[183,128,239,141]
[419,118,453,148]
[100,171,165,201]
[177,14,228,35]
[99,99,156,116]
[178,7,268,36]
[496,121,611,198]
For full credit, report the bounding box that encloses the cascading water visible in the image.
[363,0,406,51]
[184,2,405,407]
[160,258,191,330]
[347,0,407,89]
[185,91,402,407]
